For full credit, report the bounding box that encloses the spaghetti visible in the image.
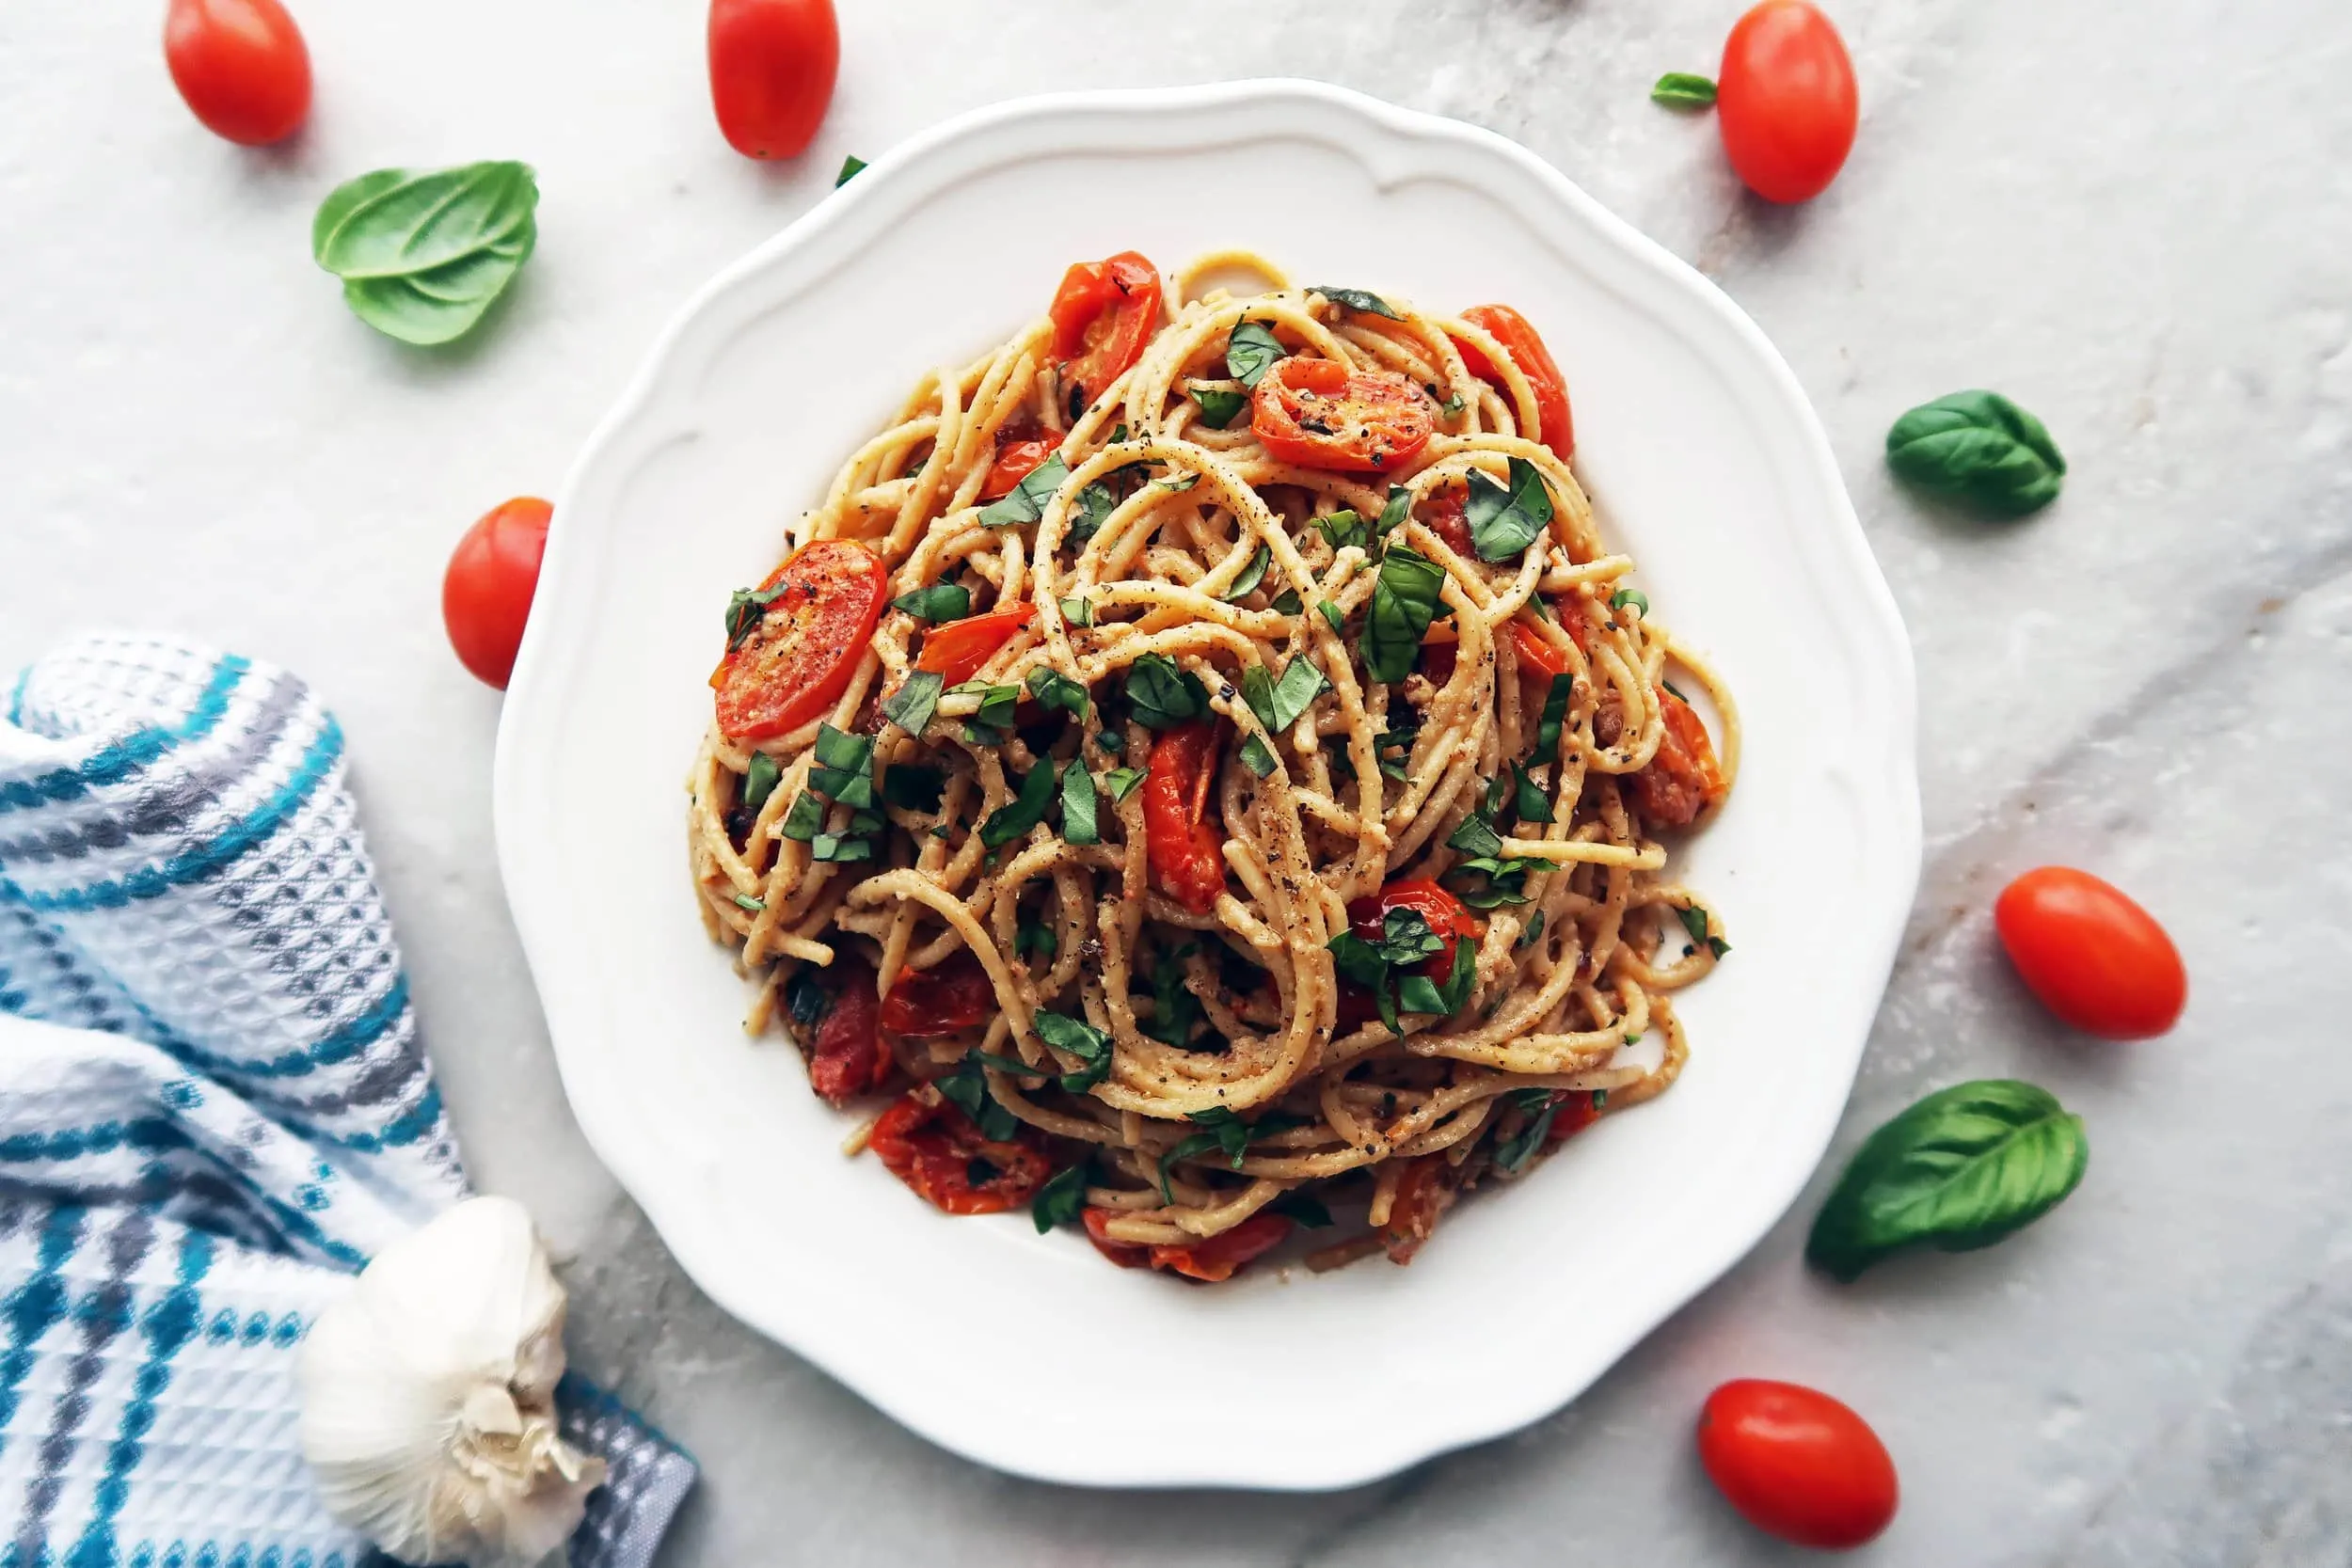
[687,250,1737,1282]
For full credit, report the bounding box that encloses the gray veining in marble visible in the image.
[5,0,2349,1562]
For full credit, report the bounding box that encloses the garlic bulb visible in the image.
[299,1196,606,1568]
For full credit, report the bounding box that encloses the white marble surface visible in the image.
[5,1,2347,1562]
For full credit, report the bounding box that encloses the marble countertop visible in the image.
[6,1,2346,1562]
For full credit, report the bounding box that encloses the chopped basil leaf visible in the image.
[1677,905,1710,947]
[977,452,1071,528]
[1484,773,1510,817]
[1395,939,1473,1017]
[723,581,788,650]
[1610,588,1649,617]
[1511,761,1552,824]
[979,761,1057,847]
[1270,588,1303,615]
[1516,909,1547,950]
[784,966,828,1026]
[1379,907,1444,966]
[1034,1008,1112,1093]
[1267,1191,1333,1227]
[1650,71,1718,109]
[1108,422,1130,444]
[1156,1108,1306,1199]
[835,153,868,184]
[1534,673,1575,759]
[1060,761,1101,845]
[1465,456,1554,562]
[1059,594,1094,626]
[1242,656,1329,735]
[731,893,765,913]
[1143,959,1200,1049]
[1427,385,1468,419]
[1156,471,1203,495]
[882,763,945,815]
[808,725,877,807]
[1025,666,1091,723]
[1314,509,1369,551]
[1123,653,1209,730]
[809,832,874,863]
[1447,811,1506,862]
[1375,484,1413,537]
[955,681,1020,745]
[1446,857,1535,911]
[939,1058,1021,1142]
[1374,714,1420,782]
[1068,482,1117,548]
[892,583,971,623]
[1318,600,1345,634]
[1362,545,1447,684]
[741,752,782,814]
[1100,766,1145,802]
[882,671,945,736]
[780,791,823,841]
[1031,1163,1090,1233]
[1494,1095,1560,1172]
[1225,320,1287,388]
[1095,728,1125,755]
[1307,285,1402,321]
[1221,544,1272,601]
[1192,385,1249,429]
[1239,732,1278,777]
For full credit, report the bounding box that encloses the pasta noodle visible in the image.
[685,250,1737,1281]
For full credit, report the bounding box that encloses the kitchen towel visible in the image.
[0,633,694,1567]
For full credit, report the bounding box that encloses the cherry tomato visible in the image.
[1451,304,1574,459]
[801,954,888,1104]
[1632,685,1728,829]
[1509,618,1570,681]
[1080,1209,1293,1282]
[1419,640,1458,687]
[1081,1208,1152,1269]
[707,0,838,161]
[442,498,552,690]
[1377,1157,1454,1263]
[1994,867,2185,1039]
[1422,488,1475,558]
[1544,1088,1606,1145]
[1717,1,1859,204]
[713,540,887,741]
[980,433,1057,501]
[1339,879,1485,1031]
[1048,252,1164,414]
[164,0,311,147]
[868,1091,1049,1215]
[1143,720,1228,914]
[879,951,993,1038]
[912,602,1036,688]
[1698,1379,1899,1549]
[1250,358,1436,475]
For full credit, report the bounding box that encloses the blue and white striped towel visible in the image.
[0,634,695,1567]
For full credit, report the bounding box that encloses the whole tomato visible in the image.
[442,498,552,690]
[1717,1,1858,203]
[1698,1379,1898,1549]
[708,0,840,161]
[164,0,312,147]
[1994,866,2186,1039]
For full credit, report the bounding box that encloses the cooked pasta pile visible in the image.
[688,249,1737,1281]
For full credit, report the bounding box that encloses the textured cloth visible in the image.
[0,635,695,1567]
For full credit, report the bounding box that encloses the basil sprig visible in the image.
[1123,654,1209,729]
[311,162,539,346]
[1361,545,1447,684]
[1884,391,2066,516]
[1806,1081,2090,1282]
[1157,1108,1304,1200]
[1307,285,1403,321]
[1651,72,1718,108]
[892,583,970,623]
[1226,321,1287,387]
[1465,457,1554,562]
[1191,385,1249,429]
[882,671,945,736]
[977,452,1071,528]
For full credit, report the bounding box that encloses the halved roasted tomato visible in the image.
[1049,251,1164,414]
[713,540,888,741]
[1251,358,1436,474]
[868,1090,1049,1215]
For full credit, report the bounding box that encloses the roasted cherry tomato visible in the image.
[1451,304,1574,459]
[912,601,1036,688]
[1422,488,1475,557]
[442,497,552,690]
[1632,685,1728,829]
[1378,1157,1455,1263]
[1080,1209,1293,1282]
[801,955,888,1104]
[1543,1088,1606,1145]
[980,432,1057,501]
[1509,618,1570,681]
[1081,1208,1152,1269]
[868,1091,1049,1215]
[707,0,839,161]
[1143,720,1228,914]
[1717,1,1859,204]
[879,951,993,1038]
[1698,1379,1899,1549]
[1994,867,2185,1039]
[1048,252,1164,414]
[1251,358,1436,475]
[1339,879,1485,1031]
[713,540,887,741]
[164,0,311,147]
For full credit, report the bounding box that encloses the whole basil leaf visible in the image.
[1226,321,1287,387]
[1059,760,1101,846]
[1361,546,1447,684]
[312,162,540,346]
[1307,285,1403,321]
[1465,457,1554,562]
[1805,1080,2090,1282]
[1884,391,2066,516]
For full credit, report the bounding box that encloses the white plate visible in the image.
[496,79,1919,1491]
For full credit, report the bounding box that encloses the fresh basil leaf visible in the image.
[977,452,1071,528]
[1445,859,1535,910]
[893,583,970,623]
[1362,546,1447,684]
[1267,1191,1333,1227]
[1651,71,1718,108]
[1108,423,1130,444]
[1100,766,1145,802]
[1465,457,1554,562]
[1516,909,1546,950]
[1677,904,1730,958]
[1157,471,1202,494]
[731,892,766,913]
[1662,678,1690,703]
[1313,509,1368,552]
[1806,1081,2090,1282]
[940,1059,1022,1142]
[1034,1008,1112,1080]
[1429,386,1468,419]
[1031,1163,1090,1233]
[1068,482,1118,548]
[1308,285,1402,321]
[741,752,783,814]
[1510,761,1551,824]
[1143,960,1200,1049]
[1014,915,1057,962]
[809,725,877,807]
[882,763,944,815]
[1395,972,1449,1016]
[1318,600,1345,634]
[1243,656,1329,736]
[1095,729,1125,755]
[1270,588,1303,615]
[1239,732,1279,778]
[1375,484,1412,538]
[1379,908,1444,967]
[784,967,829,1027]
[1123,653,1208,730]
[1326,932,1390,995]
[1485,774,1510,817]
[980,761,1057,847]
[956,682,1020,745]
[311,162,540,346]
[780,791,823,842]
[1192,385,1249,429]
[1534,673,1575,760]
[1156,1132,1225,1200]
[1221,545,1272,602]
[723,581,789,650]
[835,154,868,185]
[1609,588,1649,617]
[1059,761,1101,845]
[1885,390,2067,517]
[1025,667,1091,723]
[1495,1095,1561,1172]
[882,671,945,736]
[809,832,874,863]
[1448,811,1506,861]
[1059,594,1094,626]
[1374,714,1420,782]
[1226,320,1287,388]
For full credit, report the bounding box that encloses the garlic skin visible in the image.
[299,1196,607,1567]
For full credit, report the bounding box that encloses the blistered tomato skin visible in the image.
[1994,866,2186,1039]
[164,0,312,147]
[1698,1379,1899,1550]
[442,498,553,690]
[1716,0,1859,204]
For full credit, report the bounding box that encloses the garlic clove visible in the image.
[300,1196,607,1568]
